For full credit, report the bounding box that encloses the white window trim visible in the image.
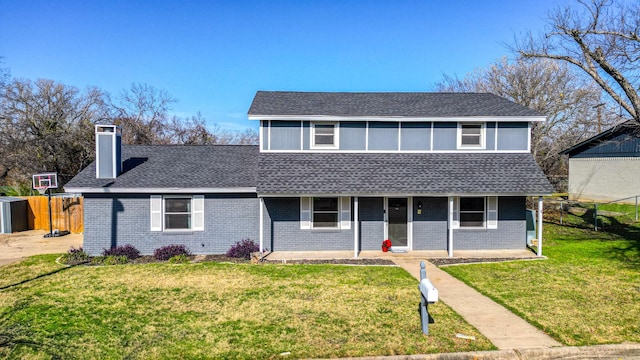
[310,122,339,149]
[457,123,486,150]
[452,196,498,229]
[150,195,204,232]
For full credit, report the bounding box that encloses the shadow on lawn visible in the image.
[578,209,640,268]
[0,262,83,291]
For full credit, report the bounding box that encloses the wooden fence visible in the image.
[24,196,84,234]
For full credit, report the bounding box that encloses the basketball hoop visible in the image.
[35,186,48,195]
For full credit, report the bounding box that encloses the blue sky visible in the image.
[0,0,569,131]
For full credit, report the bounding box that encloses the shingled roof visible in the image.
[248,91,544,118]
[257,152,552,195]
[64,145,259,192]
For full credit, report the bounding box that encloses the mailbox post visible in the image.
[419,261,439,335]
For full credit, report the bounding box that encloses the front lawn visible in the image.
[443,207,640,346]
[0,256,493,359]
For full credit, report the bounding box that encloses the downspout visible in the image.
[353,196,359,258]
[537,196,543,257]
[448,196,454,258]
[259,197,264,252]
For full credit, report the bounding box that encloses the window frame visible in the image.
[163,196,193,231]
[312,197,340,229]
[458,196,486,229]
[457,123,486,149]
[310,122,339,149]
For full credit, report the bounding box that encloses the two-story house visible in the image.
[65,91,552,257]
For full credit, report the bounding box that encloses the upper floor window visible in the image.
[458,123,485,149]
[311,122,339,149]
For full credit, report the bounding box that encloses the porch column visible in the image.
[448,196,454,258]
[259,197,264,252]
[353,196,359,258]
[537,196,543,257]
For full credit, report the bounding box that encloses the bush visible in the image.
[168,254,190,264]
[91,255,128,265]
[102,244,141,260]
[154,244,191,261]
[226,239,259,260]
[59,246,89,264]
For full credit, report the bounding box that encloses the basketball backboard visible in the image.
[32,173,58,190]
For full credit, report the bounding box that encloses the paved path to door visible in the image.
[393,258,562,350]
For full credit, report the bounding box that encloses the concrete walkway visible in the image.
[393,258,562,350]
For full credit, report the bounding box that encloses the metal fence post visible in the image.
[636,196,638,222]
[419,261,428,335]
[594,204,598,231]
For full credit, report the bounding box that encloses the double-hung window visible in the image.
[150,195,204,231]
[312,197,339,228]
[458,123,485,149]
[459,197,485,228]
[453,196,498,229]
[311,123,339,149]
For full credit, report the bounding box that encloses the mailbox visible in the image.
[419,278,439,303]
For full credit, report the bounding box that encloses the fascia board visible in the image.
[64,187,257,194]
[249,115,546,122]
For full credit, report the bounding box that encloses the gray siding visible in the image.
[432,122,457,150]
[497,122,528,151]
[270,121,301,150]
[572,132,640,158]
[97,133,115,178]
[368,122,399,150]
[263,198,354,251]
[453,196,526,250]
[340,122,366,150]
[261,121,269,150]
[401,122,431,151]
[412,197,448,250]
[486,122,496,150]
[83,193,259,256]
[358,197,384,250]
[302,121,310,150]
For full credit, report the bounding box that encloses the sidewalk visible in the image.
[392,258,562,350]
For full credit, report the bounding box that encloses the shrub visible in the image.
[59,246,89,264]
[226,239,259,260]
[102,244,140,260]
[154,244,191,261]
[168,254,190,264]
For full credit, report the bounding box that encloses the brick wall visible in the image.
[83,193,259,256]
[453,196,526,250]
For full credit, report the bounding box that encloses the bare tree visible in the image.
[516,0,640,121]
[0,78,107,185]
[436,57,613,176]
[108,83,177,144]
[108,84,259,146]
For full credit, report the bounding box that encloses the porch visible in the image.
[264,249,538,261]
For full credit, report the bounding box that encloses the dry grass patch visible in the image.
[0,258,493,359]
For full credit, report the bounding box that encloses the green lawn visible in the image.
[0,256,493,359]
[443,208,640,346]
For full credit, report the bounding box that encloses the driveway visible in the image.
[0,230,83,266]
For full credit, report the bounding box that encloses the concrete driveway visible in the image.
[0,230,83,266]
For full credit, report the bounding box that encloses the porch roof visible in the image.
[257,152,553,196]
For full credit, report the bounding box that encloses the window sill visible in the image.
[162,230,195,235]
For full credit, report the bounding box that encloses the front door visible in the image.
[387,198,408,248]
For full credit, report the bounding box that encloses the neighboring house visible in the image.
[65,91,552,257]
[561,120,640,203]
